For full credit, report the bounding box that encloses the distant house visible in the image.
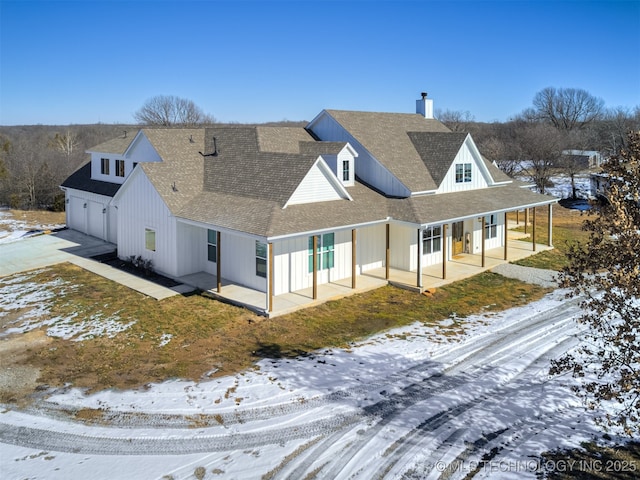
[61,95,557,314]
[561,150,604,169]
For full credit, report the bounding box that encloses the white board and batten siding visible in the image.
[65,188,115,243]
[310,114,410,197]
[436,139,490,194]
[115,170,178,278]
[286,161,347,206]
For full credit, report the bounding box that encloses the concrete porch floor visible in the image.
[178,235,551,318]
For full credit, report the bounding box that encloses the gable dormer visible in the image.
[284,156,353,207]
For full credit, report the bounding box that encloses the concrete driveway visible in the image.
[0,229,116,277]
[0,230,188,300]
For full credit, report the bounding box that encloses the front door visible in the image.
[452,221,464,255]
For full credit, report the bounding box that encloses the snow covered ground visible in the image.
[0,209,65,244]
[1,284,635,480]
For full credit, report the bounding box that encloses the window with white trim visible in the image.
[101,158,110,175]
[422,226,442,254]
[145,228,156,251]
[116,159,125,177]
[455,163,472,183]
[308,233,334,272]
[207,229,217,263]
[484,214,497,239]
[256,241,267,278]
[342,160,350,182]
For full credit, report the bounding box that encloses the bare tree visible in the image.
[48,130,79,163]
[553,131,640,435]
[133,95,216,126]
[532,87,604,131]
[517,123,564,194]
[436,109,475,132]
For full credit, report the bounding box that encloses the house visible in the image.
[561,149,604,169]
[61,94,558,315]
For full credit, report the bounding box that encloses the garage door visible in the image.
[87,201,104,239]
[68,196,85,232]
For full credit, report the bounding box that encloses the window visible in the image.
[342,160,350,182]
[116,159,125,177]
[256,241,267,278]
[308,233,335,272]
[484,214,497,239]
[145,228,156,251]
[455,163,472,183]
[101,158,110,175]
[422,226,442,254]
[207,229,217,262]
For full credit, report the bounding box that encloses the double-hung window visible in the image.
[101,158,110,175]
[422,226,442,254]
[308,233,335,272]
[207,229,218,262]
[342,160,350,182]
[455,163,472,183]
[484,214,497,239]
[115,159,125,177]
[256,241,267,278]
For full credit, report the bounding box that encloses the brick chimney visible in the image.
[416,92,434,119]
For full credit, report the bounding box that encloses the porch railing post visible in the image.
[216,231,222,293]
[385,224,390,280]
[313,235,318,299]
[481,217,486,268]
[442,224,447,280]
[351,229,356,289]
[532,207,537,252]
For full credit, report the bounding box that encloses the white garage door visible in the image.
[87,201,104,239]
[68,196,86,233]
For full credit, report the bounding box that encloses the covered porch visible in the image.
[177,221,552,317]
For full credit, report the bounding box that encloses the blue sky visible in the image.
[1,0,639,125]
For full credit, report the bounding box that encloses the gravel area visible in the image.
[491,263,559,288]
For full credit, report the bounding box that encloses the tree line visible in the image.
[0,90,638,210]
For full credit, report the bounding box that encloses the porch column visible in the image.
[416,228,423,289]
[524,208,529,234]
[385,224,390,280]
[216,231,222,293]
[548,204,553,247]
[481,217,486,268]
[516,210,519,225]
[351,229,357,289]
[442,224,447,280]
[532,207,537,252]
[268,242,274,313]
[503,212,509,261]
[312,235,318,300]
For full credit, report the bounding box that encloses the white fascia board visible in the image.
[267,218,390,242]
[342,142,359,158]
[175,216,268,242]
[123,129,147,157]
[411,190,437,196]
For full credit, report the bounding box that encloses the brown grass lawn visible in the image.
[0,209,66,232]
[509,205,591,271]
[0,264,550,401]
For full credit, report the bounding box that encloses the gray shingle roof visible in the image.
[86,130,137,155]
[61,162,121,197]
[408,132,468,187]
[324,110,451,192]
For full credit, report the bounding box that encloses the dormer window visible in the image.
[342,160,350,182]
[101,158,110,175]
[455,163,472,183]
[116,159,125,177]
